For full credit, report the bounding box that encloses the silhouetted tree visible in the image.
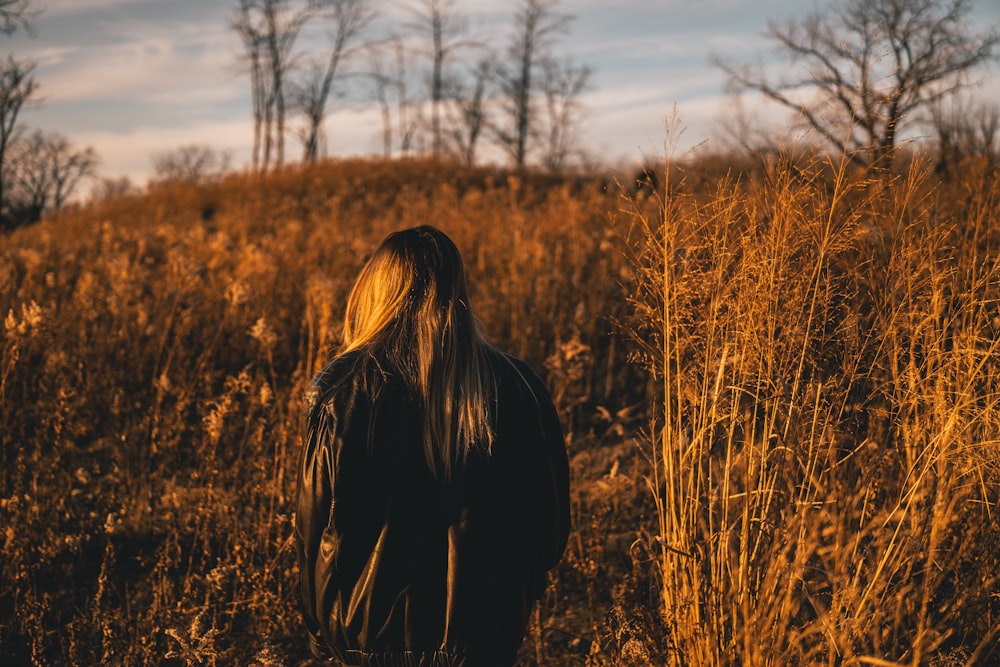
[151,144,231,183]
[0,0,30,35]
[0,55,36,221]
[5,130,96,226]
[232,0,313,171]
[539,56,590,171]
[405,0,473,156]
[715,0,1000,169]
[368,37,419,157]
[927,94,999,174]
[93,175,135,201]
[262,0,312,167]
[442,56,494,165]
[233,0,267,172]
[291,0,375,162]
[495,0,571,168]
[713,94,785,159]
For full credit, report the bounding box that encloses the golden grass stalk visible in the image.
[623,147,1000,664]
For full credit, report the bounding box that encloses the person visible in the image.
[295,225,570,666]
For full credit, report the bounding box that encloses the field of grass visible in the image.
[2,153,999,665]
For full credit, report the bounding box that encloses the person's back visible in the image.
[294,226,570,666]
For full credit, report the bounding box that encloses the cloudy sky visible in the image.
[7,0,1000,187]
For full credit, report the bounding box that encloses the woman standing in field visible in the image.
[295,225,570,666]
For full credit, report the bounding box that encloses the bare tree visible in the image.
[292,59,332,161]
[5,130,97,225]
[538,56,590,171]
[263,0,313,167]
[232,0,267,172]
[405,0,473,156]
[151,144,232,183]
[232,0,313,171]
[291,0,375,163]
[0,55,36,220]
[495,0,571,168]
[370,49,394,157]
[713,93,783,159]
[368,37,419,158]
[93,175,135,201]
[442,56,494,165]
[715,0,1000,169]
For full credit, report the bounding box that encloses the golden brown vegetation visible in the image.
[623,149,1000,665]
[1,152,999,665]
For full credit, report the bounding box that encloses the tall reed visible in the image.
[623,149,1000,664]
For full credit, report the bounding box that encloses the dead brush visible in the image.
[0,158,635,665]
[4,152,996,665]
[621,144,1000,664]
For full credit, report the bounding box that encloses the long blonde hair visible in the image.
[341,225,495,478]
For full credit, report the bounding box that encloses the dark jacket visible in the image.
[295,348,570,667]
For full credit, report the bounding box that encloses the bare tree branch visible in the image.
[403,0,478,156]
[441,56,495,165]
[714,0,1000,168]
[5,129,97,226]
[151,144,231,183]
[232,0,314,171]
[291,0,375,162]
[0,54,36,219]
[495,0,572,168]
[926,93,1000,174]
[539,57,590,171]
[367,37,419,158]
[232,0,268,172]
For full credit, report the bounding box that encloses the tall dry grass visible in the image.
[622,145,1000,664]
[0,158,639,665]
[2,151,999,665]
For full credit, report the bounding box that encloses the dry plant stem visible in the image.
[624,147,1000,664]
[1,159,640,665]
[3,155,1000,664]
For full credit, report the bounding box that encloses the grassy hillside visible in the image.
[2,154,999,665]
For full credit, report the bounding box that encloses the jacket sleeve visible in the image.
[295,380,335,657]
[506,356,570,577]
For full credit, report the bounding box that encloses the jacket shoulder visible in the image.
[491,350,552,403]
[304,350,370,412]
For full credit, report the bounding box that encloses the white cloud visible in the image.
[79,118,254,184]
[25,20,237,104]
[35,35,179,102]
[82,106,388,184]
[20,45,79,68]
[40,0,140,16]
[587,99,717,164]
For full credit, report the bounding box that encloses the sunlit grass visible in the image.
[2,152,999,665]
[622,149,1000,665]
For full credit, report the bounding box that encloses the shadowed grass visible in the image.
[2,153,999,665]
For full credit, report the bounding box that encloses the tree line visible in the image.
[2,0,997,229]
[0,0,97,231]
[227,0,999,180]
[230,0,593,173]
